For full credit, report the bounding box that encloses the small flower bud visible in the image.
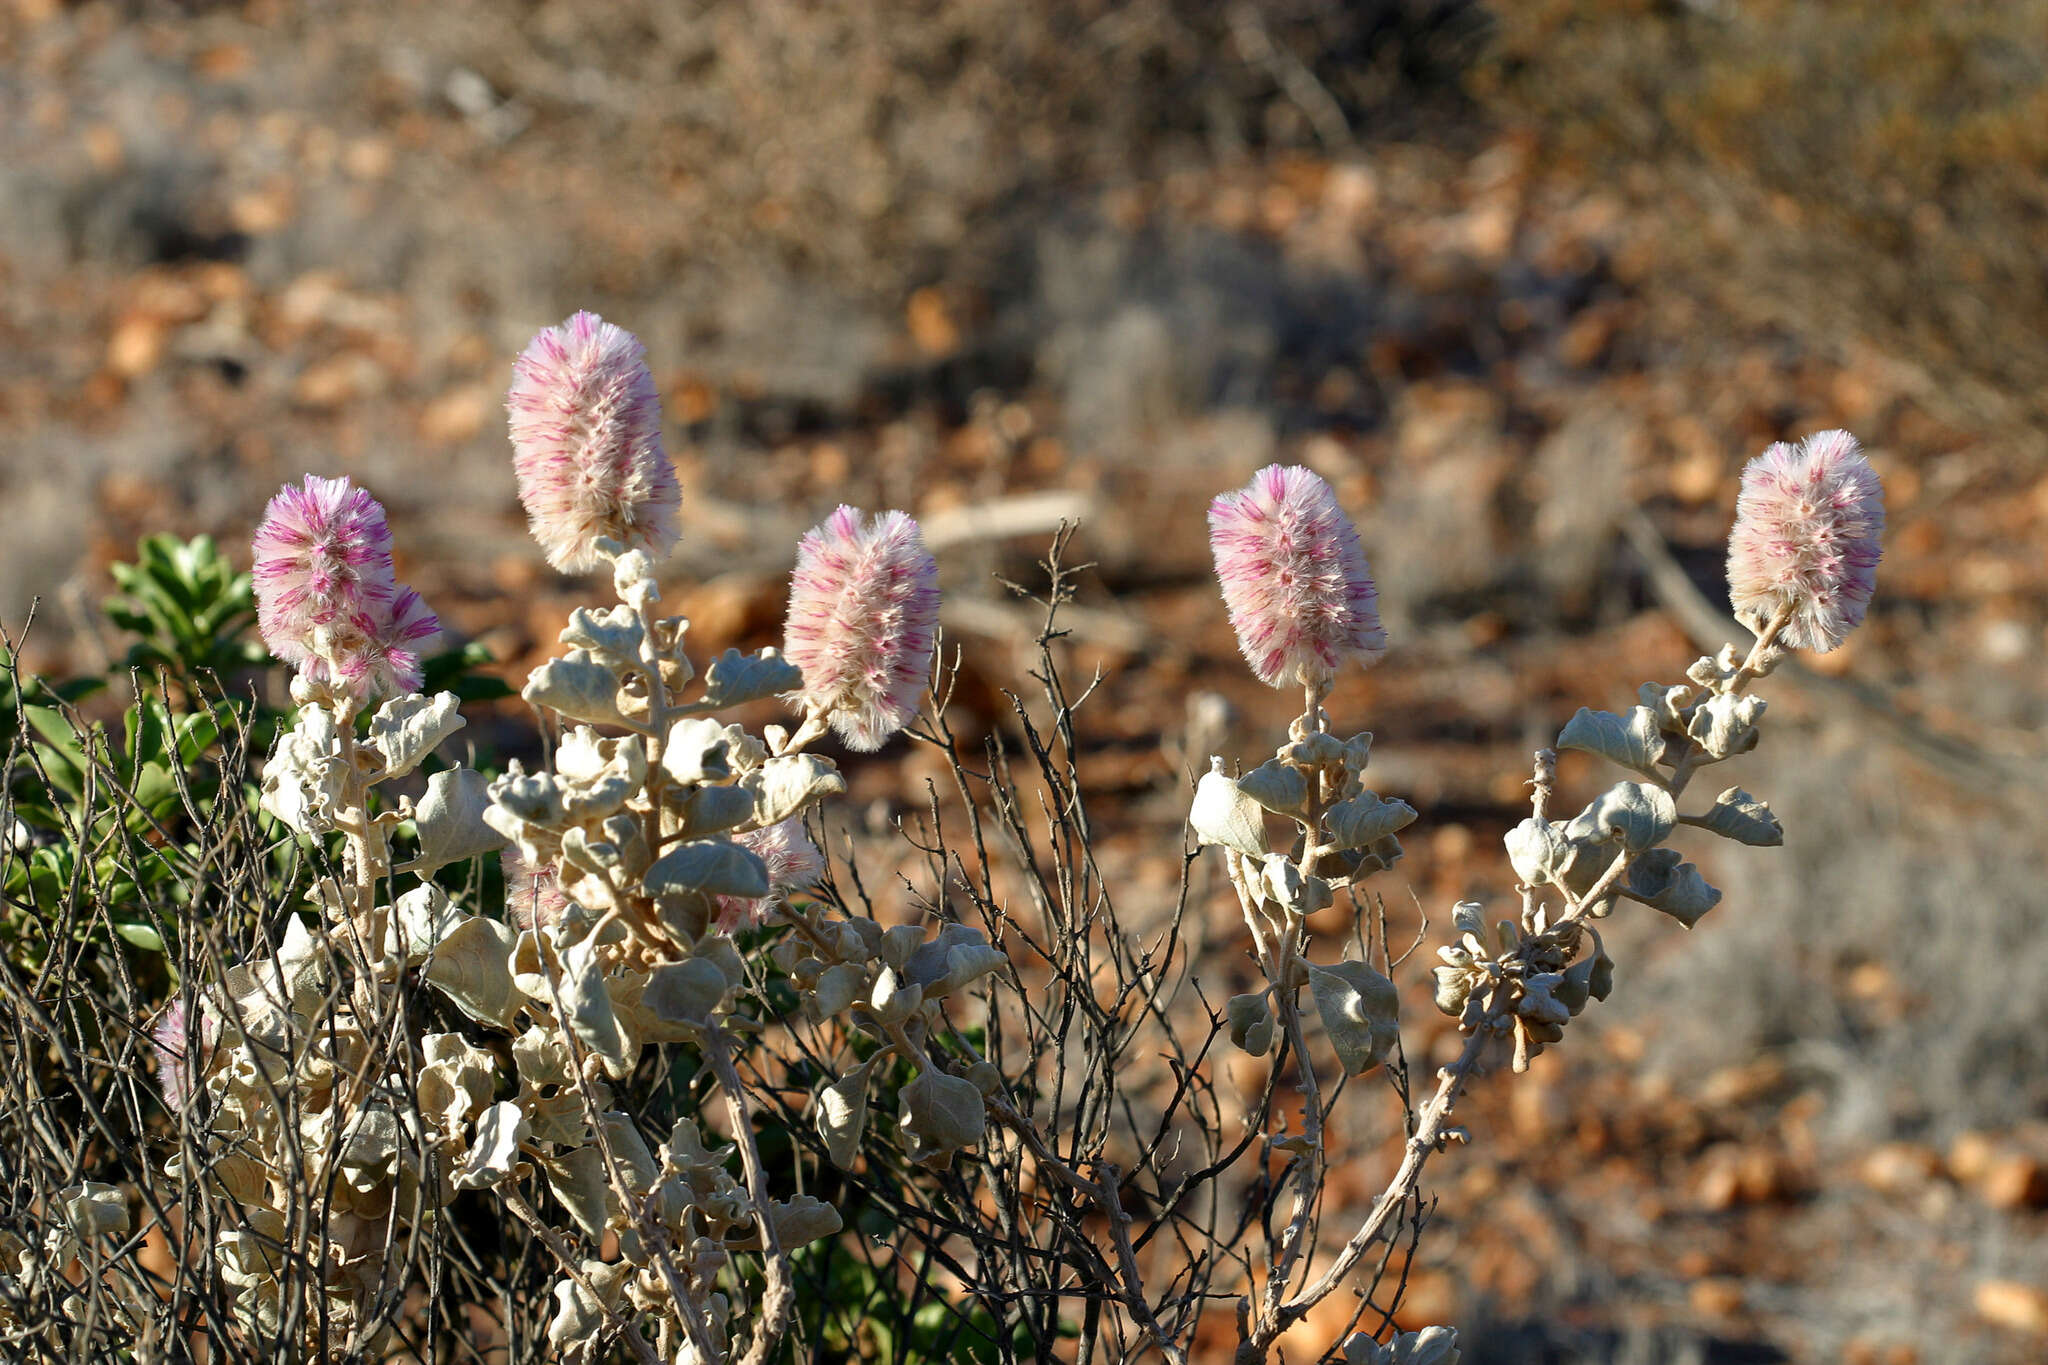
[508,311,681,573]
[782,506,940,751]
[1208,463,1387,687]
[1726,429,1884,653]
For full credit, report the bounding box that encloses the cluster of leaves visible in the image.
[1,536,511,970]
[2,537,264,964]
[0,525,1068,1365]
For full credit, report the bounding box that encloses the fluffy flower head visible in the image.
[1726,429,1884,653]
[252,474,396,660]
[713,818,825,934]
[1208,464,1386,687]
[253,475,438,706]
[508,310,680,573]
[783,506,940,751]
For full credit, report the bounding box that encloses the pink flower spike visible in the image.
[1207,464,1387,688]
[783,506,940,751]
[713,818,825,934]
[1726,429,1884,653]
[251,474,396,666]
[507,310,680,573]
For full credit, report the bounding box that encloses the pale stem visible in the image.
[1672,602,1796,798]
[501,1188,664,1365]
[333,711,392,968]
[778,706,832,756]
[1257,991,1323,1329]
[1301,678,1330,735]
[631,593,674,882]
[1258,1023,1488,1349]
[700,1024,795,1365]
[1241,825,1642,1358]
[1729,599,1797,693]
[1529,748,1557,823]
[1225,851,1275,967]
[768,899,841,960]
[539,946,722,1364]
[1558,845,1638,927]
[1256,774,1333,1327]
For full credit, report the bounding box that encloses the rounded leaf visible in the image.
[1565,781,1677,853]
[644,839,770,899]
[1191,759,1270,857]
[897,1068,986,1168]
[816,1061,875,1171]
[1556,706,1666,779]
[1307,958,1401,1077]
[1227,992,1275,1056]
[1323,792,1418,850]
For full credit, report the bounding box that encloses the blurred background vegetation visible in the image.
[1487,0,2048,438]
[1,1,2044,1361]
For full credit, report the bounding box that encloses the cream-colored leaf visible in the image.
[453,1101,529,1190]
[423,915,524,1029]
[745,752,845,828]
[523,651,635,729]
[414,767,506,873]
[816,1061,875,1170]
[368,691,464,781]
[1190,758,1269,857]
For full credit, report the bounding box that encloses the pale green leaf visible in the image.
[1557,706,1667,779]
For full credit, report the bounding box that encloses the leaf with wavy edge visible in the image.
[746,752,845,828]
[453,1101,529,1190]
[1621,848,1721,926]
[1687,693,1767,762]
[1236,759,1308,816]
[368,691,464,781]
[1565,781,1677,853]
[522,650,637,729]
[677,647,803,715]
[1324,791,1417,850]
[1557,705,1667,779]
[1308,958,1401,1076]
[424,915,523,1028]
[415,767,505,872]
[558,604,644,673]
[1685,786,1783,846]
